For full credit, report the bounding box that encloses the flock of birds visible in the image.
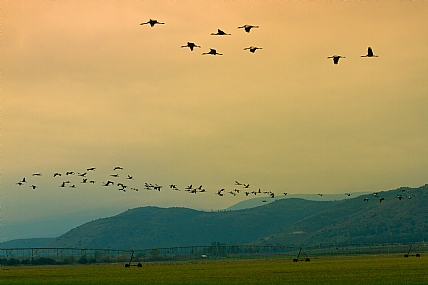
[15,166,411,204]
[140,18,378,63]
[15,167,281,200]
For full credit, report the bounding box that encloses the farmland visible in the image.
[1,255,427,285]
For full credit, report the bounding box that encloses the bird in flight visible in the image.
[87,167,96,171]
[202,48,223,55]
[361,47,378,58]
[327,55,345,64]
[32,173,42,176]
[238,24,259,33]
[113,166,123,171]
[244,46,262,53]
[140,19,165,27]
[181,42,201,51]
[211,29,231,36]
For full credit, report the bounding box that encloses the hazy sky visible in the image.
[2,1,427,222]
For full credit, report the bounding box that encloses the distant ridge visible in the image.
[226,192,371,211]
[1,238,55,248]
[45,184,428,249]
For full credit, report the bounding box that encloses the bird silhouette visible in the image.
[140,19,164,27]
[32,173,42,176]
[238,24,259,33]
[103,181,114,186]
[361,47,378,58]
[211,29,230,35]
[87,167,96,171]
[244,46,262,53]
[327,55,345,64]
[113,166,123,171]
[202,48,223,55]
[181,42,201,51]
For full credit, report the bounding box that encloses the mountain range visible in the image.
[38,184,427,249]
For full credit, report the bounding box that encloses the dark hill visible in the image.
[46,199,332,249]
[46,184,428,249]
[253,184,428,246]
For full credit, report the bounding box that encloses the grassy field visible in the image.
[1,255,427,285]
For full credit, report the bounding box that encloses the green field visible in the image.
[1,255,427,285]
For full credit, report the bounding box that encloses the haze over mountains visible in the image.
[2,185,427,249]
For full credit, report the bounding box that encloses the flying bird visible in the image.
[327,55,345,64]
[140,19,164,27]
[202,48,223,55]
[113,166,123,171]
[238,24,259,33]
[32,173,42,176]
[243,46,262,53]
[87,167,96,171]
[211,29,231,35]
[361,47,378,57]
[181,42,201,51]
[103,181,114,187]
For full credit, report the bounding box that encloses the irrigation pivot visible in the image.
[125,250,143,267]
[293,247,310,262]
[404,244,421,258]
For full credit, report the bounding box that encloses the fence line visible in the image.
[1,242,427,266]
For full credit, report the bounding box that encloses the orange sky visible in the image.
[2,1,428,222]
